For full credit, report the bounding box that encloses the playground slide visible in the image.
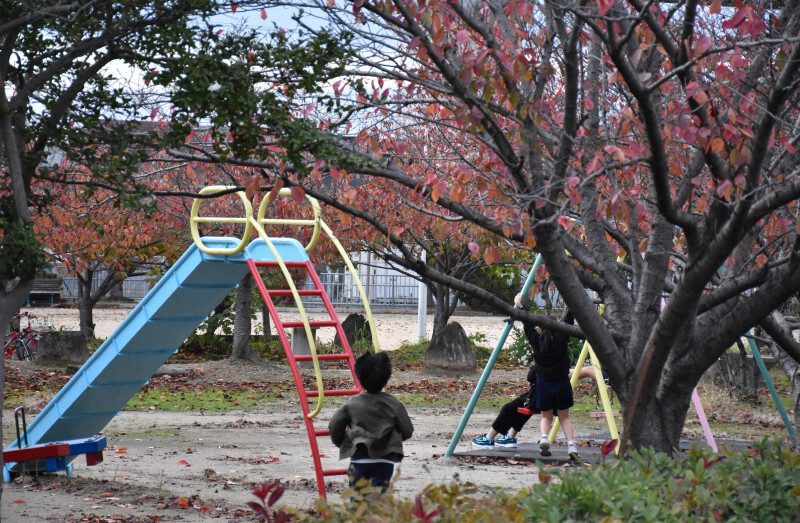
[4,236,309,476]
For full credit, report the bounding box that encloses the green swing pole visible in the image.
[746,337,797,445]
[717,261,795,445]
[444,254,542,457]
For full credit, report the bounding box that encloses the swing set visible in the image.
[444,254,747,459]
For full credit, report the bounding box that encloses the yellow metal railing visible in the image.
[189,186,380,418]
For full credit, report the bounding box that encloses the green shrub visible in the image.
[520,437,800,522]
[468,331,493,361]
[506,325,532,365]
[250,334,286,360]
[390,339,428,369]
[277,438,799,522]
[505,325,583,367]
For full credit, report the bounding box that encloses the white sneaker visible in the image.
[539,437,551,456]
[568,443,579,460]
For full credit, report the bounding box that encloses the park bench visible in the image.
[27,278,61,306]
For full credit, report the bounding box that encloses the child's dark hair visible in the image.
[355,351,392,393]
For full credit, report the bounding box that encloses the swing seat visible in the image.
[517,407,538,415]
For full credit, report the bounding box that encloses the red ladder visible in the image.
[247,258,363,498]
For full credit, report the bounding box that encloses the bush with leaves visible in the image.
[248,480,293,522]
[505,325,583,367]
[522,437,800,522]
[279,438,798,522]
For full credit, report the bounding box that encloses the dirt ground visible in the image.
[1,305,783,521]
[2,306,566,521]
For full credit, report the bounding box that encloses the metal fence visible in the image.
[303,268,419,310]
[58,266,421,309]
[57,266,564,311]
[60,274,156,302]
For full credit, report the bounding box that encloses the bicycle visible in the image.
[3,312,43,361]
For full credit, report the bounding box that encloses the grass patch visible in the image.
[123,386,266,411]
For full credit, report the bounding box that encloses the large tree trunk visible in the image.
[620,387,694,452]
[424,321,476,374]
[0,279,34,507]
[230,274,266,364]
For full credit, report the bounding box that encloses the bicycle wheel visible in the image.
[16,340,34,361]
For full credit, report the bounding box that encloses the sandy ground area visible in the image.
[23,304,511,352]
[4,402,607,522]
[4,305,572,521]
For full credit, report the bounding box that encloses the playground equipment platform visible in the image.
[5,186,375,498]
[454,433,754,466]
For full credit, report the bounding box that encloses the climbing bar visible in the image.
[295,354,351,362]
[266,289,323,297]
[305,388,361,398]
[281,320,338,329]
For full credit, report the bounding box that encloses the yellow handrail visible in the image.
[189,185,382,418]
[247,216,327,418]
[257,189,322,253]
[190,186,253,255]
[257,188,381,352]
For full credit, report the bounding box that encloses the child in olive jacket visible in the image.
[329,351,414,492]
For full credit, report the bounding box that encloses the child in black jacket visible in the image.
[515,293,579,459]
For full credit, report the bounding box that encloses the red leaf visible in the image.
[244,175,259,199]
[253,481,276,502]
[290,186,305,205]
[247,501,270,517]
[483,246,500,266]
[231,4,238,13]
[600,439,617,456]
[177,460,191,467]
[260,8,267,20]
[597,0,614,16]
[716,179,733,200]
[268,484,286,507]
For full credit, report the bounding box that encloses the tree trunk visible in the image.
[424,321,476,374]
[230,274,266,364]
[0,279,34,507]
[77,271,97,339]
[621,383,694,453]
[262,301,271,335]
[107,280,125,300]
[430,281,457,341]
